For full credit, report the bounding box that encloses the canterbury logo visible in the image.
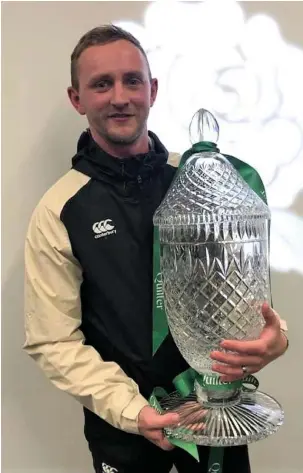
[92,219,116,239]
[208,463,221,473]
[101,463,118,473]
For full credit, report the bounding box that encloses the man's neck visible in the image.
[90,129,150,158]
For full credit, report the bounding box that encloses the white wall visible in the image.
[2,2,303,473]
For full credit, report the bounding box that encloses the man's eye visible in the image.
[95,80,111,89]
[127,78,141,86]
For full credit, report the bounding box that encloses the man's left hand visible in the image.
[210,303,288,382]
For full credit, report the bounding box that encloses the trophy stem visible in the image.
[195,378,241,408]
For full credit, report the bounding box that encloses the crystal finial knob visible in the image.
[189,108,219,145]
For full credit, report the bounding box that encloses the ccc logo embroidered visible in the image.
[92,219,117,239]
[101,462,118,473]
[208,463,221,473]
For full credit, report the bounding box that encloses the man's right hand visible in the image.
[138,406,180,451]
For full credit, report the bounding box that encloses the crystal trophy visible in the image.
[153,109,284,446]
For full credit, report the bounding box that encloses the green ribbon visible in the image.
[174,371,259,395]
[179,141,220,169]
[149,387,201,461]
[152,226,168,354]
[151,141,268,470]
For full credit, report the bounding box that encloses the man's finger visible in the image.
[220,367,260,382]
[149,412,180,430]
[262,302,280,327]
[158,435,175,451]
[210,351,262,366]
[220,339,267,355]
[150,429,175,451]
[213,363,260,377]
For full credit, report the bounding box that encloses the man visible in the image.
[24,25,288,473]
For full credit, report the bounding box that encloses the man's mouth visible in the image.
[108,113,134,119]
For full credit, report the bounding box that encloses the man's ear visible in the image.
[67,87,86,115]
[150,78,158,107]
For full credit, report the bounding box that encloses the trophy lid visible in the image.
[153,109,270,229]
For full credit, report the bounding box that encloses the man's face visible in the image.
[70,40,157,146]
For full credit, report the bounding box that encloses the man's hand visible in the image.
[210,303,288,382]
[138,406,179,450]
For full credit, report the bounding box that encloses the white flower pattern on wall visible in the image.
[115,0,303,274]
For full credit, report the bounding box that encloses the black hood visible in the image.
[72,129,169,184]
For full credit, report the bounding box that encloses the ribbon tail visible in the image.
[170,438,200,462]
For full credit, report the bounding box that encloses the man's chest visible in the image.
[63,181,162,276]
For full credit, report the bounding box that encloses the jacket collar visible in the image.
[72,129,168,184]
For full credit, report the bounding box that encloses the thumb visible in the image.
[149,410,180,430]
[262,302,279,327]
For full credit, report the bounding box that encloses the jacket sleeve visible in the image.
[23,202,149,434]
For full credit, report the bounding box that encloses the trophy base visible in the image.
[160,389,284,446]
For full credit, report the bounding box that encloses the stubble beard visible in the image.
[99,115,147,146]
[106,131,141,145]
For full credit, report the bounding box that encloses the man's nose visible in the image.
[110,83,129,108]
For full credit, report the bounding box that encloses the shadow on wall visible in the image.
[2,255,92,472]
[290,189,303,216]
[2,99,85,290]
[249,268,302,472]
[15,102,84,219]
[2,103,92,472]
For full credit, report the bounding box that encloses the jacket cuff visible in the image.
[120,393,149,434]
